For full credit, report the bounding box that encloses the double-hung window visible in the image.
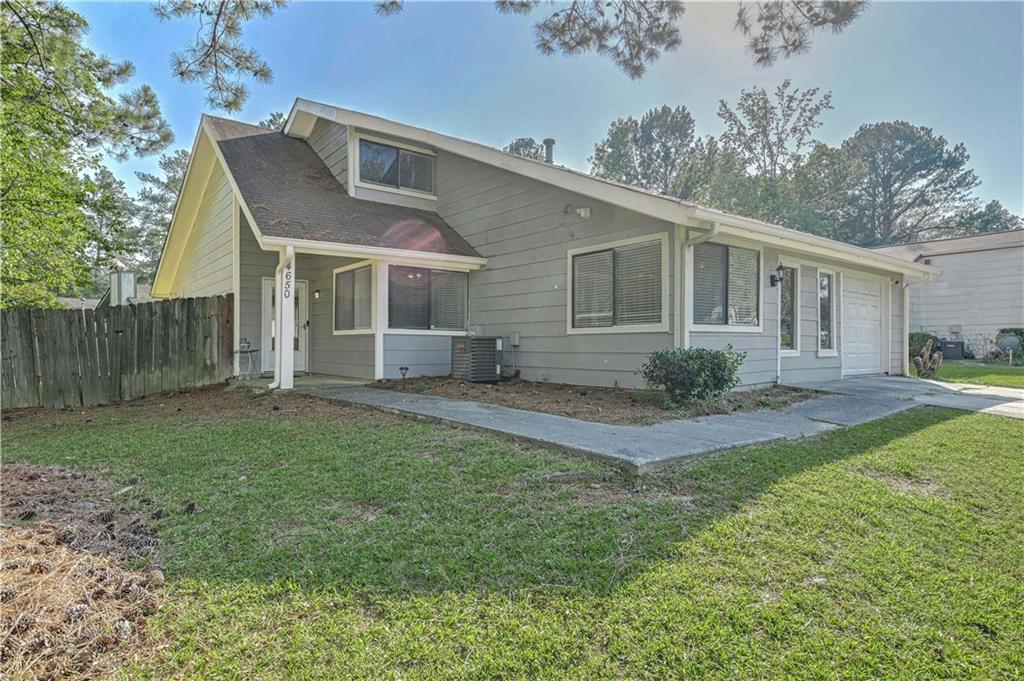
[692,242,761,328]
[570,237,664,330]
[818,270,835,353]
[334,264,373,333]
[388,266,467,331]
[359,139,435,195]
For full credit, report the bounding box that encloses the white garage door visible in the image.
[842,275,882,375]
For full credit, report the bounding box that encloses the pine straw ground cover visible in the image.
[373,376,817,425]
[2,385,1023,678]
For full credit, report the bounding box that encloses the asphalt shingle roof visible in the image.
[204,116,481,259]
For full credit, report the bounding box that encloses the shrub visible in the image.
[641,346,746,403]
[908,332,940,359]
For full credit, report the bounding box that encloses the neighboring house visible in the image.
[152,98,936,390]
[875,230,1024,342]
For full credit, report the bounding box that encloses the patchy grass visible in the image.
[913,360,1024,388]
[373,376,816,424]
[3,387,1023,679]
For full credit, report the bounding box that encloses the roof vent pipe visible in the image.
[543,138,555,163]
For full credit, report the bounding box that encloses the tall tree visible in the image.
[133,149,192,282]
[1,1,171,308]
[153,0,283,111]
[947,200,1023,237]
[258,111,287,130]
[717,79,832,179]
[590,105,712,198]
[841,121,981,245]
[735,1,866,66]
[503,137,545,160]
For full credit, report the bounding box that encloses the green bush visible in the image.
[641,346,746,403]
[908,332,940,359]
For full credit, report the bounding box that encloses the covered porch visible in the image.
[244,239,485,390]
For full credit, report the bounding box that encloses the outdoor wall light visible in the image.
[770,263,786,287]
[314,289,320,299]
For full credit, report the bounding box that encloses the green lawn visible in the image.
[5,389,1023,679]
[913,360,1024,388]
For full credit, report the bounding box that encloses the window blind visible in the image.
[429,270,467,330]
[614,240,662,325]
[353,266,372,329]
[693,242,760,326]
[693,242,727,324]
[572,250,614,328]
[335,266,372,331]
[399,150,435,194]
[388,266,430,329]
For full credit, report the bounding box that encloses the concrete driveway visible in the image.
[788,375,1023,420]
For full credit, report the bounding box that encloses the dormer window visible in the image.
[358,138,435,195]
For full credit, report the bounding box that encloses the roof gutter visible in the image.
[689,206,939,277]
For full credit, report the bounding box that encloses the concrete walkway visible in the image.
[302,374,1019,473]
[303,376,1023,473]
[791,375,1024,421]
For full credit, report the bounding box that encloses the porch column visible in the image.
[276,246,296,390]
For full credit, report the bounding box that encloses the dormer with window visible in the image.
[352,133,437,209]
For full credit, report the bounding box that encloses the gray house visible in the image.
[152,98,936,390]
[875,230,1023,344]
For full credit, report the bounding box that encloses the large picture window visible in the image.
[334,265,373,333]
[359,139,435,195]
[779,265,798,352]
[571,238,663,329]
[693,242,760,327]
[819,271,835,352]
[388,266,467,330]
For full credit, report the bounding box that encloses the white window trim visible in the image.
[778,258,801,357]
[687,236,765,334]
[817,266,838,357]
[332,260,375,336]
[565,232,671,336]
[352,132,437,200]
[385,264,469,334]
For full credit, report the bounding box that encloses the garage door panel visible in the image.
[842,276,882,375]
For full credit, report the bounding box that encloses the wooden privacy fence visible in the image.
[1,295,233,409]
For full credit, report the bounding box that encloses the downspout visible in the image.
[901,272,936,376]
[680,222,721,350]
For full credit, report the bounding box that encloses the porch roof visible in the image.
[205,116,481,259]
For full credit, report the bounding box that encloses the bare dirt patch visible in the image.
[1,523,161,680]
[2,383,402,429]
[858,467,947,499]
[373,376,817,425]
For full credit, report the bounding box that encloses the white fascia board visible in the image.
[693,208,940,278]
[151,123,214,297]
[283,99,940,280]
[286,99,690,226]
[259,235,487,270]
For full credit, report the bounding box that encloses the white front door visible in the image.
[261,277,308,373]
[842,275,882,375]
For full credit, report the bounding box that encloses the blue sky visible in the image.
[75,1,1024,213]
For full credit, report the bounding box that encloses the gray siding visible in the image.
[383,334,452,379]
[306,118,348,187]
[171,164,234,297]
[778,260,843,384]
[238,216,373,379]
[909,246,1024,340]
[436,151,675,389]
[890,280,904,375]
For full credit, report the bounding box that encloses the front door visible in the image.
[261,277,308,374]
